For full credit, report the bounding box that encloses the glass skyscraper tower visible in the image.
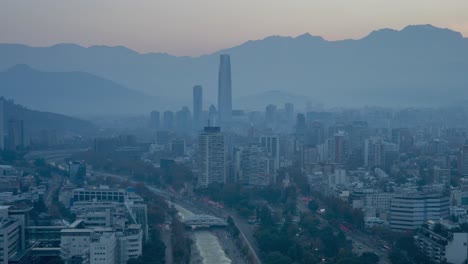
[217,54,232,124]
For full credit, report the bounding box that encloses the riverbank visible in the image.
[212,229,247,264]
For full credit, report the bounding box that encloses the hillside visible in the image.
[0,65,168,115]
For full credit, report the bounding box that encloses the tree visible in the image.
[360,252,380,264]
[308,200,319,211]
[265,251,292,264]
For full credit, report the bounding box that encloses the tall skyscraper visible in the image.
[285,103,294,121]
[197,126,226,188]
[149,111,160,130]
[327,131,348,164]
[163,111,174,131]
[265,104,277,125]
[193,85,203,130]
[0,99,4,150]
[175,107,191,133]
[218,54,232,124]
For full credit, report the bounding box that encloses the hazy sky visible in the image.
[1,0,467,56]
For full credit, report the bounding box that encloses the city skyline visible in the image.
[0,1,467,56]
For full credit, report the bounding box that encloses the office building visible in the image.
[197,127,226,188]
[284,103,294,122]
[265,104,277,125]
[175,107,191,133]
[193,85,203,130]
[307,121,325,146]
[218,54,232,124]
[390,192,449,230]
[149,111,160,130]
[295,113,307,144]
[162,111,174,131]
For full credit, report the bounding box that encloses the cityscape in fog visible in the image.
[2,1,468,264]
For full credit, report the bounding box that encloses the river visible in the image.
[170,203,232,264]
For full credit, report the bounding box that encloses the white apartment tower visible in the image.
[197,127,226,188]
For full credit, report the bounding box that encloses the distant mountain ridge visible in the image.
[1,97,96,137]
[0,24,467,109]
[0,65,169,115]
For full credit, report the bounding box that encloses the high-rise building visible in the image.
[218,54,232,124]
[193,85,203,130]
[175,107,191,133]
[265,104,277,125]
[260,135,280,181]
[208,105,218,126]
[364,138,384,168]
[307,121,325,145]
[295,113,307,144]
[163,111,174,131]
[328,131,348,164]
[239,145,272,186]
[284,103,294,121]
[149,111,160,130]
[6,118,24,151]
[459,145,468,177]
[0,99,4,150]
[197,127,226,188]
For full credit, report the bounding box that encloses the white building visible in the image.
[90,232,116,264]
[116,227,143,264]
[60,228,93,261]
[197,127,226,188]
[390,192,450,230]
[415,220,468,264]
[0,218,20,264]
[327,169,347,188]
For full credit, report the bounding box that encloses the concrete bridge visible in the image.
[182,215,227,228]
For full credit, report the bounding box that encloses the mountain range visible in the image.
[0,65,168,116]
[0,24,467,112]
[1,97,96,137]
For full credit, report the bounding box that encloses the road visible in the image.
[297,199,390,264]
